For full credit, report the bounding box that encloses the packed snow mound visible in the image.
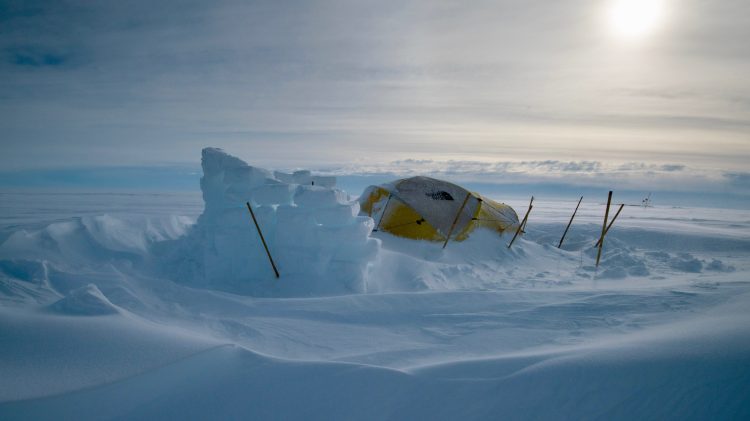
[169,148,379,295]
[0,215,193,264]
[47,284,120,316]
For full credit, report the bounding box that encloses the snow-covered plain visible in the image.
[1,154,749,420]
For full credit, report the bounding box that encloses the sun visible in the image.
[608,0,664,40]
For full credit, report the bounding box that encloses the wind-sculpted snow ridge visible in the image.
[46,284,120,316]
[0,214,193,263]
[163,147,379,296]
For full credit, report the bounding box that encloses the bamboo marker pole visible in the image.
[595,191,613,267]
[558,196,583,248]
[520,198,533,232]
[442,192,472,249]
[373,194,392,232]
[508,196,534,249]
[595,203,624,247]
[246,202,280,279]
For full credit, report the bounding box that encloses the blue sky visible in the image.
[0,0,748,200]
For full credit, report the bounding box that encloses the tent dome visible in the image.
[359,176,519,242]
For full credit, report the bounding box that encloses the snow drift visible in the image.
[166,148,379,295]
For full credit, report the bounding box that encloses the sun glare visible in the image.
[608,0,664,40]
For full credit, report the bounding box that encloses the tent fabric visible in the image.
[359,176,520,242]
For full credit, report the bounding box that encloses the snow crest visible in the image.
[169,148,379,295]
[47,284,120,316]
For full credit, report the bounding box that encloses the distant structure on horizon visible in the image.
[642,193,652,208]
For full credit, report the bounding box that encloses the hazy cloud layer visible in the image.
[0,0,748,171]
[319,158,742,194]
[0,157,747,207]
[724,172,750,189]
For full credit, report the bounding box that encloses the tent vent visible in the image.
[426,191,454,201]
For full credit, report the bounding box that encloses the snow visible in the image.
[1,149,749,420]
[47,284,120,316]
[166,148,378,295]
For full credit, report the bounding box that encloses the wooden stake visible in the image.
[373,194,392,232]
[558,196,583,248]
[595,191,613,267]
[595,203,624,247]
[508,196,534,249]
[246,202,280,279]
[442,192,472,249]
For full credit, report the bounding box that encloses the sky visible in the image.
[0,0,748,199]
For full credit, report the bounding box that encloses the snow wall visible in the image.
[169,148,379,295]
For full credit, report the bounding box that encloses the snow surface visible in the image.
[163,147,378,295]
[1,150,749,420]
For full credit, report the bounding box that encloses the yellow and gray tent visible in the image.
[359,176,520,242]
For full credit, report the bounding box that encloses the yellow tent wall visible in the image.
[360,178,519,242]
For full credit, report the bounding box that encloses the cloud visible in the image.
[616,163,686,172]
[6,46,68,67]
[724,172,750,190]
[315,158,733,194]
[0,0,748,172]
[328,159,687,177]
